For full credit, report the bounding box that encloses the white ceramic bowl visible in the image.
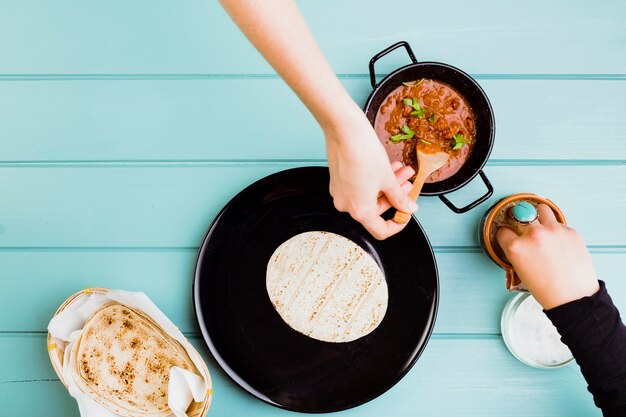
[501,292,574,369]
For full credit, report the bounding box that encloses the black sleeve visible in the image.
[544,281,626,417]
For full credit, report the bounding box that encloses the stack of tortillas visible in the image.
[48,288,212,417]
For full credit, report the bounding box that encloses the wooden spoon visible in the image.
[393,150,450,224]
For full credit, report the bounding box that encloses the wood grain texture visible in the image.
[0,165,623,248]
[1,250,623,335]
[0,0,624,74]
[0,334,600,417]
[0,0,624,415]
[1,79,623,162]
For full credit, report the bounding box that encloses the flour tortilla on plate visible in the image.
[69,304,198,417]
[266,231,388,343]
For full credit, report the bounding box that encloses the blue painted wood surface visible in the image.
[1,1,624,416]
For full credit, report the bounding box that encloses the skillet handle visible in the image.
[438,171,494,214]
[369,41,417,89]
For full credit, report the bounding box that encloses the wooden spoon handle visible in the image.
[392,171,428,224]
[392,210,413,224]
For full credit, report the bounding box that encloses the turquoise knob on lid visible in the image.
[511,201,538,224]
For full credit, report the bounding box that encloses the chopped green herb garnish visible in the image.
[388,125,415,144]
[405,96,426,119]
[428,113,436,123]
[402,78,425,87]
[400,124,414,135]
[389,134,411,143]
[452,134,466,150]
[420,139,432,145]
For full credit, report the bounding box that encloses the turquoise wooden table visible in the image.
[1,1,625,416]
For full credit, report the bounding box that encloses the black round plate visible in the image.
[193,167,438,413]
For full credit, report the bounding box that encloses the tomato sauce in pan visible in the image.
[374,79,475,183]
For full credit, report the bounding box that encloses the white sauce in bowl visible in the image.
[502,293,573,368]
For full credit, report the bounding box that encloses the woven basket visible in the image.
[47,288,212,417]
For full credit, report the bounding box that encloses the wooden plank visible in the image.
[0,334,77,415]
[0,250,198,334]
[0,0,624,75]
[438,250,626,334]
[0,79,624,162]
[0,250,623,335]
[0,334,599,417]
[0,165,624,248]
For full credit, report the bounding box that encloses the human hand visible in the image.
[496,204,599,310]
[325,110,417,240]
[219,0,418,238]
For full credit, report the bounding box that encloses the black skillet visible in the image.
[364,41,496,213]
[193,167,438,413]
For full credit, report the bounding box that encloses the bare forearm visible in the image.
[220,0,416,239]
[219,0,361,137]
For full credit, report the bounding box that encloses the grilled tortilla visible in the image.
[266,231,388,343]
[69,304,197,417]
